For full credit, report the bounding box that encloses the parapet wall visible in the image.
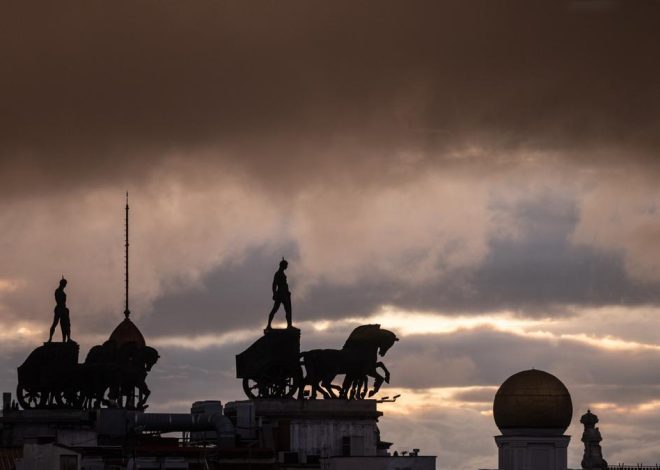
[225,398,382,420]
[224,399,383,462]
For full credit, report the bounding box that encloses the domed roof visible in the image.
[108,317,146,347]
[493,369,572,435]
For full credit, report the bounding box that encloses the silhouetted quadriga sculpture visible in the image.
[236,324,398,400]
[236,327,303,399]
[17,337,159,411]
[17,203,160,411]
[243,258,399,400]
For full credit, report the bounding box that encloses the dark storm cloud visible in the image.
[470,193,660,312]
[302,191,660,315]
[390,329,660,390]
[141,190,660,336]
[4,2,660,316]
[2,0,660,196]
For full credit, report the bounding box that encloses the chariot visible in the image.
[236,327,302,399]
[16,341,82,409]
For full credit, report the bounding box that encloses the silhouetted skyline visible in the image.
[1,2,660,468]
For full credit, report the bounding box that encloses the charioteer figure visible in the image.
[266,258,292,330]
[48,277,72,342]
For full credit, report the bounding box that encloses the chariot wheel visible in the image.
[16,384,48,409]
[242,378,261,399]
[55,389,83,409]
[243,362,301,399]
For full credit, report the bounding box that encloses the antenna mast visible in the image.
[124,192,130,319]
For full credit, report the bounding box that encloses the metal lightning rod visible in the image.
[124,192,131,319]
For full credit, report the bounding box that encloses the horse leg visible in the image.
[351,376,362,400]
[341,375,353,399]
[351,375,364,400]
[321,373,340,398]
[350,378,360,400]
[329,383,343,397]
[135,372,151,409]
[105,381,120,407]
[318,384,331,399]
[359,376,369,399]
[302,355,327,399]
[312,379,330,399]
[368,369,386,397]
[307,373,326,399]
[306,380,316,400]
[350,375,365,399]
[364,361,391,397]
[375,362,391,383]
[137,382,150,409]
[321,381,337,398]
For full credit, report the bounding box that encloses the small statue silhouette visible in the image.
[580,409,608,470]
[48,277,72,342]
[266,258,292,330]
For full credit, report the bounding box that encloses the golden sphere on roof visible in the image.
[493,369,572,435]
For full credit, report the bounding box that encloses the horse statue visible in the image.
[301,324,398,399]
[79,341,159,410]
[116,343,160,410]
[80,340,130,409]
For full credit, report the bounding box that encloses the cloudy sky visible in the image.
[2,1,660,468]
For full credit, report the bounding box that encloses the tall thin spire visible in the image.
[124,192,130,319]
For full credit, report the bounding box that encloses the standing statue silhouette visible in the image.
[48,277,72,342]
[266,258,292,330]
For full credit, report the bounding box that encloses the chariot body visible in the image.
[236,327,302,399]
[17,341,82,409]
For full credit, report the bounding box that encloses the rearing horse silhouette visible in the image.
[301,324,398,399]
[80,341,159,410]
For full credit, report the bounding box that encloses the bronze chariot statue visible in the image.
[17,341,82,409]
[236,327,303,399]
[16,335,159,411]
[236,324,399,400]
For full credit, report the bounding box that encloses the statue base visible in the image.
[224,398,382,460]
[495,433,570,470]
[264,326,299,335]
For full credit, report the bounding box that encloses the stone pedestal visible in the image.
[495,433,570,470]
[224,399,383,463]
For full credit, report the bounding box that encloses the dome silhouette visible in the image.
[108,317,146,347]
[493,369,572,435]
